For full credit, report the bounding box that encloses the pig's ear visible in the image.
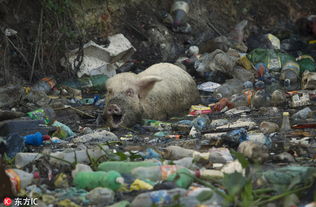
[137,76,162,99]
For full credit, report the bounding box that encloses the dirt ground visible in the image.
[0,0,316,85]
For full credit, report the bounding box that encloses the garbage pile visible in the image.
[1,2,316,207]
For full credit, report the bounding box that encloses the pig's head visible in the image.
[103,72,162,128]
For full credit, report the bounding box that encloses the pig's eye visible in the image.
[126,88,134,97]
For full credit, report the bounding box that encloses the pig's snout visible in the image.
[107,104,122,115]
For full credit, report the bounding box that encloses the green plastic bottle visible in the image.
[73,170,124,191]
[98,160,161,174]
[166,168,194,189]
[60,74,108,93]
[297,55,316,74]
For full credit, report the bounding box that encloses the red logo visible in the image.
[3,197,12,206]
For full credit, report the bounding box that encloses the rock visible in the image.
[0,85,24,108]
[238,141,269,163]
[72,130,118,143]
[86,187,115,206]
[260,121,279,134]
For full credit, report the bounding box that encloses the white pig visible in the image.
[103,63,200,128]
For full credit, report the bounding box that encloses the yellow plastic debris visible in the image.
[130,179,153,191]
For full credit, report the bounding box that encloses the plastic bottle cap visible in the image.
[116,177,124,184]
[283,112,289,116]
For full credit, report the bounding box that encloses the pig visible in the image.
[103,63,200,128]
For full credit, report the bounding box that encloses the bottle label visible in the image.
[171,1,190,13]
[5,169,21,194]
[150,190,172,205]
[160,165,178,180]
[41,77,56,89]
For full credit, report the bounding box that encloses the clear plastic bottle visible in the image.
[280,112,291,132]
[32,77,56,94]
[131,165,184,182]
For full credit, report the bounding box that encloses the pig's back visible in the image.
[139,63,199,119]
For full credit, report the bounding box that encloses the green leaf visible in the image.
[223,172,247,196]
[196,190,213,202]
[113,151,128,161]
[241,180,254,207]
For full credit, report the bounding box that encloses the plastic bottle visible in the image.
[52,121,75,137]
[131,165,184,182]
[73,170,124,191]
[291,107,312,120]
[60,74,108,93]
[15,148,106,168]
[163,146,195,160]
[170,0,191,26]
[230,93,248,107]
[32,77,56,94]
[192,115,210,131]
[5,169,34,194]
[130,188,187,207]
[166,168,194,189]
[271,89,287,106]
[172,157,198,170]
[26,107,56,125]
[195,169,224,180]
[98,160,161,174]
[224,128,248,144]
[24,132,43,146]
[280,112,291,132]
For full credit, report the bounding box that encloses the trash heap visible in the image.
[1,2,316,207]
